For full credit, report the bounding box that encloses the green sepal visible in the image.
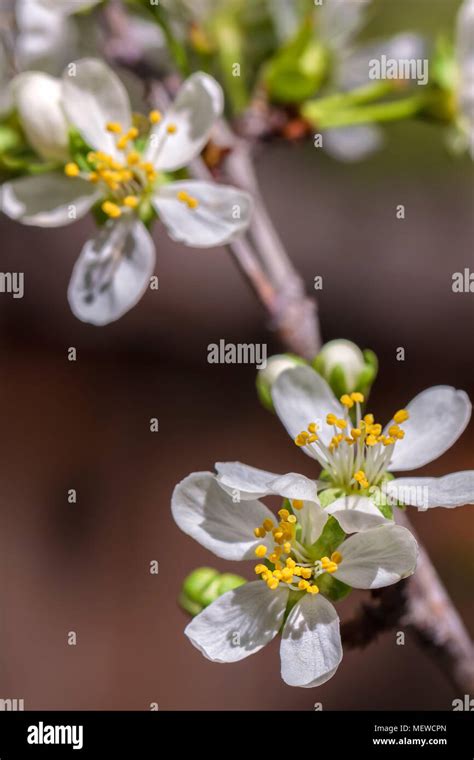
[308,516,346,561]
[328,363,348,399]
[318,487,343,508]
[256,370,274,412]
[317,573,352,602]
[264,18,328,104]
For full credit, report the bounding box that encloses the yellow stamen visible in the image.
[340,394,354,408]
[262,518,274,531]
[308,422,318,434]
[123,195,139,208]
[149,109,162,124]
[331,551,342,564]
[102,201,122,219]
[393,409,409,424]
[307,585,319,595]
[254,564,266,575]
[351,392,364,403]
[106,121,122,134]
[64,162,80,177]
[254,527,265,538]
[255,545,267,558]
[292,500,304,510]
[166,123,177,134]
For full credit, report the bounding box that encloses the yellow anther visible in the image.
[308,585,319,595]
[293,567,302,576]
[351,427,362,439]
[267,577,280,590]
[366,434,377,447]
[116,135,129,150]
[273,570,283,580]
[327,413,338,425]
[335,418,347,430]
[254,527,265,538]
[106,121,122,134]
[320,556,330,566]
[301,568,312,579]
[287,515,297,524]
[308,422,318,434]
[283,541,292,554]
[254,564,266,575]
[255,545,267,558]
[340,394,354,408]
[177,190,190,202]
[364,414,374,426]
[393,409,409,424]
[286,557,296,568]
[292,500,304,510]
[166,123,177,134]
[149,109,162,124]
[127,127,139,140]
[351,392,364,403]
[368,424,382,436]
[262,519,274,531]
[186,197,199,210]
[385,436,395,446]
[88,171,99,183]
[331,551,342,564]
[326,563,338,574]
[64,162,80,177]
[126,151,140,166]
[354,471,366,483]
[123,196,139,209]
[278,508,289,520]
[102,201,122,219]
[298,580,309,591]
[307,434,318,444]
[281,568,293,582]
[273,531,284,543]
[295,432,310,447]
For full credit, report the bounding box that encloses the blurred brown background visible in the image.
[0,0,473,710]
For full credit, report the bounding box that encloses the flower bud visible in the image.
[256,353,307,411]
[313,339,378,399]
[179,567,246,616]
[12,72,69,161]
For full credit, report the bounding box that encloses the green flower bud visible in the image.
[313,339,378,400]
[256,353,307,411]
[179,567,246,617]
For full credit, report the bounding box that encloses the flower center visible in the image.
[63,111,200,219]
[294,392,409,491]
[253,502,342,595]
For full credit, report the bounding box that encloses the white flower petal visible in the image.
[326,495,392,533]
[38,0,102,13]
[62,58,132,155]
[339,33,427,91]
[280,593,342,688]
[153,181,252,248]
[185,581,288,663]
[323,125,383,162]
[215,461,318,502]
[387,472,474,509]
[146,72,223,171]
[0,173,98,227]
[272,365,343,451]
[171,472,275,560]
[12,72,69,161]
[319,0,371,51]
[333,524,418,589]
[16,0,76,75]
[298,501,329,546]
[388,386,472,472]
[68,217,155,325]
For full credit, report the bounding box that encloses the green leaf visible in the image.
[308,516,345,560]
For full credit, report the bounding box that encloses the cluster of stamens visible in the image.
[63,111,199,219]
[294,392,410,491]
[253,501,342,595]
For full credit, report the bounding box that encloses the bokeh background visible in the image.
[0,0,473,710]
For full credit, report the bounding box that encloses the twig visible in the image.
[104,0,474,696]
